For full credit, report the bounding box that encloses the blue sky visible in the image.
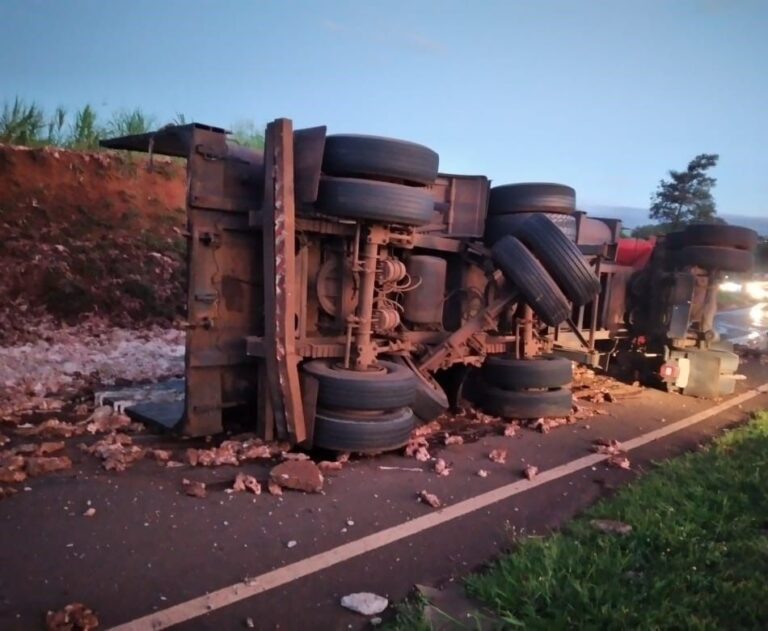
[1,0,767,216]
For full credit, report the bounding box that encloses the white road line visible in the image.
[110,383,768,631]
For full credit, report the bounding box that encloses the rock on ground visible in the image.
[340,592,388,616]
[269,460,324,493]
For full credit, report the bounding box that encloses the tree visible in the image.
[649,153,719,228]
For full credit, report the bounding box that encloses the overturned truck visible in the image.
[101,119,757,451]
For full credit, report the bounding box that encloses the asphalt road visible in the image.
[1,360,767,631]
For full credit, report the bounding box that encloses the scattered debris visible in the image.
[530,416,571,433]
[0,320,184,419]
[245,617,255,628]
[35,441,66,456]
[378,465,423,472]
[318,460,343,472]
[25,456,72,477]
[186,445,239,467]
[232,473,261,495]
[186,439,281,467]
[269,460,324,493]
[336,452,351,463]
[593,438,623,456]
[340,592,388,616]
[590,519,633,535]
[0,451,27,483]
[433,458,451,476]
[286,540,297,549]
[444,434,464,446]
[45,602,99,631]
[607,455,631,470]
[0,486,18,499]
[488,449,507,464]
[405,436,431,461]
[418,490,441,508]
[414,447,431,462]
[0,433,8,447]
[149,449,172,463]
[413,420,441,438]
[281,452,310,461]
[15,419,83,439]
[83,507,96,518]
[182,479,207,498]
[477,469,489,478]
[12,443,37,455]
[267,481,283,496]
[82,433,144,472]
[523,465,539,480]
[85,407,132,434]
[503,424,518,437]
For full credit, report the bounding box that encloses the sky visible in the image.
[1,0,767,216]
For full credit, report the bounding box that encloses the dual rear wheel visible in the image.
[473,356,574,419]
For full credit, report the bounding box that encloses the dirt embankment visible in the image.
[0,144,188,344]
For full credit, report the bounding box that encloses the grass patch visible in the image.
[463,412,768,629]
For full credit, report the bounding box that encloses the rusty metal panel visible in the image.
[426,174,490,238]
[293,126,327,204]
[188,128,264,212]
[100,123,227,157]
[181,127,262,436]
[261,118,307,444]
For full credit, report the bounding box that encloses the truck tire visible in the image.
[322,134,439,185]
[313,407,416,452]
[484,212,577,246]
[682,224,758,251]
[664,231,685,251]
[302,359,416,410]
[675,246,754,273]
[511,213,601,306]
[477,381,573,419]
[482,355,572,390]
[491,236,571,327]
[488,183,575,216]
[316,177,434,226]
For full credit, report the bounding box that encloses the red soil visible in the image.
[0,144,188,343]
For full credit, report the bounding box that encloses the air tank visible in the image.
[403,255,447,325]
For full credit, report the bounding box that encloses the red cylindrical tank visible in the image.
[616,237,656,269]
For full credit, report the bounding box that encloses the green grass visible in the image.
[393,412,768,630]
[1,95,264,151]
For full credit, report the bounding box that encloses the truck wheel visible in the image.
[482,355,572,390]
[302,359,416,410]
[511,213,601,306]
[682,224,758,251]
[316,177,434,226]
[491,236,571,327]
[675,246,754,273]
[322,134,439,185]
[484,212,577,246]
[488,183,575,216]
[313,407,416,453]
[664,231,685,251]
[477,381,573,419]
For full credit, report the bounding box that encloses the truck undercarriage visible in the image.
[101,118,758,451]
